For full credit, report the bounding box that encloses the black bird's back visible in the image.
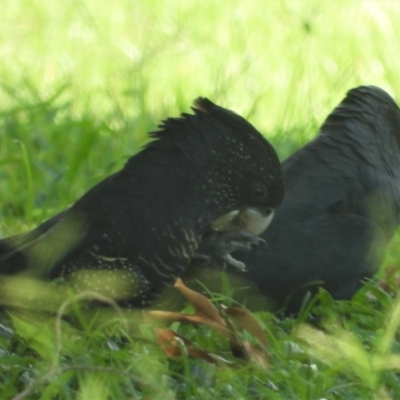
[0,97,283,307]
[236,86,400,312]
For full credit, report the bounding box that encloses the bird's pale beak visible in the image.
[211,207,274,236]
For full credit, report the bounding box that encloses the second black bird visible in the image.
[233,85,400,313]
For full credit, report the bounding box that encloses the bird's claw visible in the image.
[194,230,265,271]
[222,254,246,271]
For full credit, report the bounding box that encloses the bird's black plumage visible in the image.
[232,86,400,312]
[0,98,283,307]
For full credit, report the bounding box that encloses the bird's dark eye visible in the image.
[251,183,268,202]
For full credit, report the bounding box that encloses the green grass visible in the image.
[2,0,400,398]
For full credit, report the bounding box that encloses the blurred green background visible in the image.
[2,2,400,398]
[1,0,400,234]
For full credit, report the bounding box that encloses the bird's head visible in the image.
[189,97,284,236]
[140,97,284,239]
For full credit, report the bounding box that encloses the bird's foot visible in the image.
[193,230,265,271]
